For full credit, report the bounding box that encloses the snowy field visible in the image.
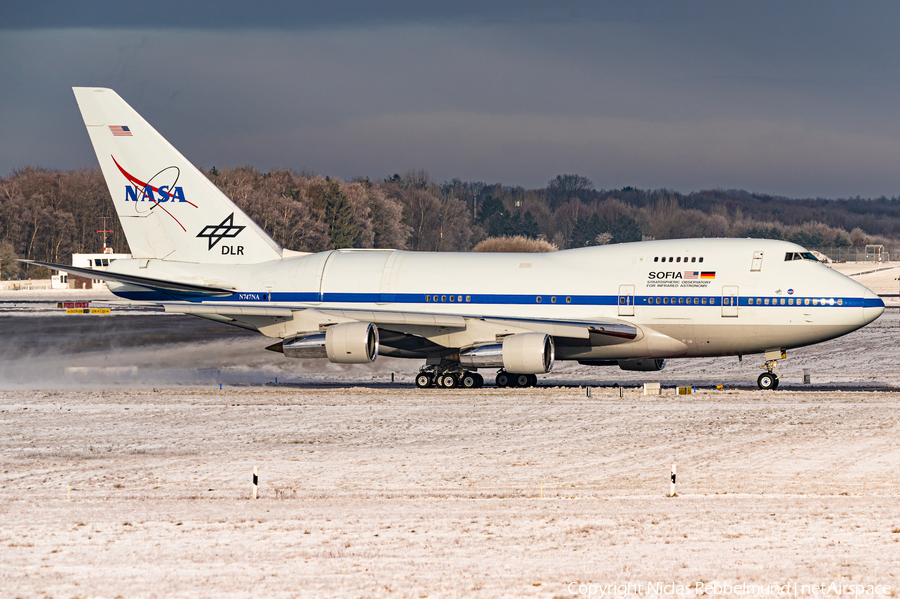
[0,264,898,598]
[2,386,900,598]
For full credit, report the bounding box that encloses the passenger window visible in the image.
[654,257,659,262]
[466,296,471,302]
[764,298,769,305]
[699,257,704,263]
[441,295,446,302]
[664,297,669,304]
[837,299,842,306]
[619,297,625,305]
[536,296,542,303]
[425,295,430,302]
[710,298,716,305]
[676,257,681,263]
[693,298,699,305]
[780,298,785,305]
[433,295,438,302]
[788,298,793,305]
[669,257,674,262]
[449,295,454,302]
[691,257,696,263]
[551,296,556,303]
[804,299,810,306]
[678,297,683,304]
[702,298,707,305]
[812,299,818,305]
[656,298,661,304]
[457,295,462,302]
[566,297,571,303]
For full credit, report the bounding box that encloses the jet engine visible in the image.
[578,358,667,371]
[281,322,379,364]
[460,333,555,374]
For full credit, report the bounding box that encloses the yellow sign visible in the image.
[65,308,111,314]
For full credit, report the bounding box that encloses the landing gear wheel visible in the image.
[439,374,459,389]
[758,372,778,390]
[496,371,511,388]
[514,373,531,388]
[526,374,538,387]
[473,373,484,388]
[460,372,479,389]
[415,373,434,389]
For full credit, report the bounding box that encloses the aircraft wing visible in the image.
[155,302,639,345]
[20,260,236,296]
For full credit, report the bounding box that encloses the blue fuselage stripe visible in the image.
[115,290,882,309]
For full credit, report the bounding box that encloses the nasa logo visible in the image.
[648,271,683,279]
[788,289,794,295]
[113,156,195,206]
[125,185,187,203]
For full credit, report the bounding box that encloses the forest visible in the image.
[1,167,898,280]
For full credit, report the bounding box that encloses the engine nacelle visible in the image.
[326,322,379,363]
[502,333,554,374]
[460,333,555,374]
[617,358,666,372]
[281,322,379,364]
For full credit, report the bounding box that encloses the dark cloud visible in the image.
[3,2,900,198]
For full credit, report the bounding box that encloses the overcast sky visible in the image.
[3,1,900,198]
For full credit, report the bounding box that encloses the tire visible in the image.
[514,373,531,388]
[757,372,777,390]
[473,373,484,388]
[496,371,510,388]
[460,373,478,388]
[440,374,458,389]
[415,373,433,389]
[526,374,538,387]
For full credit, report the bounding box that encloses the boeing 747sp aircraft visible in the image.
[27,88,885,389]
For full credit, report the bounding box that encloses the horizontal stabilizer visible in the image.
[20,260,235,296]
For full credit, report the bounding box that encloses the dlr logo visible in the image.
[222,246,244,255]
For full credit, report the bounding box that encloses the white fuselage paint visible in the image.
[107,237,884,361]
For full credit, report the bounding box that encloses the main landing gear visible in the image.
[757,350,785,390]
[415,368,484,389]
[495,371,538,388]
[414,366,539,389]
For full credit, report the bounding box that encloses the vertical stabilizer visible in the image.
[73,87,282,264]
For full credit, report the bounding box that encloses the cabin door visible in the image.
[721,285,739,317]
[618,284,635,316]
[751,251,764,271]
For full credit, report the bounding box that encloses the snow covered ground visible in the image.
[0,264,897,598]
[2,386,900,598]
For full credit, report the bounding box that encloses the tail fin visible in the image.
[73,87,283,264]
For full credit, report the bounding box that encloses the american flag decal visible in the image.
[109,125,132,137]
[684,271,699,279]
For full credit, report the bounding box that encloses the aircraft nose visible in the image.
[862,288,885,324]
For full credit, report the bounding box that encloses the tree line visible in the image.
[1,167,897,280]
